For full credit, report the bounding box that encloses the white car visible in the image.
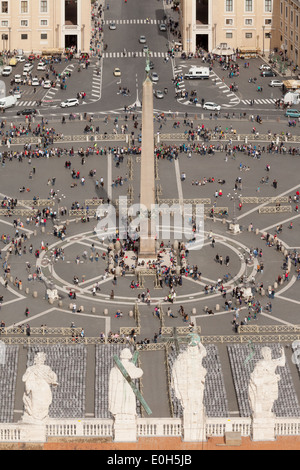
[43,80,52,89]
[37,62,46,71]
[15,55,26,62]
[259,64,271,71]
[109,21,116,30]
[2,66,13,77]
[203,102,221,111]
[159,23,167,31]
[60,98,79,108]
[14,74,22,84]
[113,67,121,77]
[31,78,40,86]
[13,90,22,99]
[23,63,34,76]
[269,79,283,87]
[150,72,159,82]
[139,35,146,44]
[154,90,164,99]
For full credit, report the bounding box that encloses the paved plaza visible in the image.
[1,0,300,449]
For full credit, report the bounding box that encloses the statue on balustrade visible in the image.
[171,333,207,441]
[248,346,286,419]
[22,352,58,423]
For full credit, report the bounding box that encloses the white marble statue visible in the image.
[248,346,286,419]
[109,348,143,419]
[171,333,207,441]
[22,352,58,423]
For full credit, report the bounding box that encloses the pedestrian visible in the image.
[25,307,29,317]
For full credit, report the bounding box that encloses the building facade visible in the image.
[0,0,91,54]
[273,0,300,69]
[180,0,276,57]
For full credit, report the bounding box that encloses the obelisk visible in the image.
[139,54,156,259]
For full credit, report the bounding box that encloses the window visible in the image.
[245,0,252,12]
[225,0,233,13]
[265,19,272,25]
[1,1,8,13]
[40,19,48,26]
[41,33,47,40]
[21,34,28,40]
[245,32,253,38]
[226,32,233,38]
[245,18,253,25]
[21,1,28,13]
[225,18,233,25]
[40,0,47,13]
[265,0,272,13]
[1,20,8,26]
[21,20,28,27]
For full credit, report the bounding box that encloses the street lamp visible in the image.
[227,190,241,234]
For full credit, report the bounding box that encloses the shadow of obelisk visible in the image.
[138,54,157,260]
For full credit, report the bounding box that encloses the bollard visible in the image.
[216,304,220,311]
[104,308,108,315]
[91,307,96,313]
[25,287,29,294]
[129,310,133,317]
[33,291,38,298]
[192,308,196,315]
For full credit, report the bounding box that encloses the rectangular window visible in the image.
[1,1,8,13]
[21,1,28,13]
[225,0,233,13]
[225,18,233,25]
[226,32,233,38]
[21,20,28,26]
[245,18,253,25]
[245,32,253,38]
[40,0,47,13]
[265,19,272,25]
[1,20,8,26]
[21,33,28,40]
[265,0,272,13]
[245,0,253,12]
[40,19,48,26]
[41,33,47,40]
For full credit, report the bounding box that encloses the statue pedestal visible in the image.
[19,422,47,443]
[228,222,241,234]
[252,417,276,441]
[114,416,137,442]
[182,414,206,442]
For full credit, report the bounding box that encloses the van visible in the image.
[184,67,210,80]
[0,95,17,109]
[2,66,13,77]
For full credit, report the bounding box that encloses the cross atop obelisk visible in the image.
[139,53,156,259]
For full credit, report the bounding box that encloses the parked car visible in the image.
[269,79,283,87]
[14,74,22,84]
[17,108,37,115]
[60,98,79,108]
[154,90,164,99]
[150,72,159,82]
[2,66,13,77]
[28,54,36,61]
[285,108,300,118]
[15,55,25,62]
[9,57,18,66]
[113,67,121,77]
[23,63,34,75]
[259,64,271,71]
[203,102,221,111]
[37,62,46,71]
[159,23,167,31]
[260,70,277,77]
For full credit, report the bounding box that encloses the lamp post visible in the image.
[227,190,241,234]
[262,25,265,57]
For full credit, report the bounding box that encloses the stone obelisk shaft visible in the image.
[139,76,156,258]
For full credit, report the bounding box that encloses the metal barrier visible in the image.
[258,206,292,214]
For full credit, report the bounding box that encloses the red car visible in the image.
[28,54,35,61]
